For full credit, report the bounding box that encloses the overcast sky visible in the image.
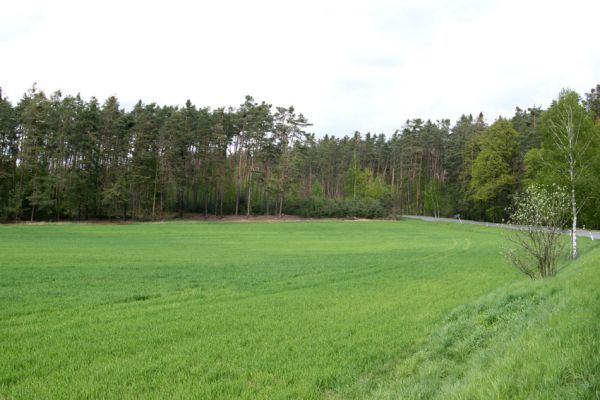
[2,0,599,136]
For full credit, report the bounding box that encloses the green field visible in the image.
[1,220,599,399]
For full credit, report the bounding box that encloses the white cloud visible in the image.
[1,0,599,135]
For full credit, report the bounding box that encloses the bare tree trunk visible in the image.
[246,155,253,217]
[219,185,224,217]
[265,163,270,216]
[214,183,219,217]
[234,136,243,216]
[246,172,252,217]
[204,176,209,217]
[571,183,577,259]
[308,164,313,196]
[151,165,158,220]
[278,193,284,217]
[416,152,423,214]
[567,111,578,259]
[177,187,183,218]
[399,161,404,212]
[159,183,164,221]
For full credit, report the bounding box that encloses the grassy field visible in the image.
[0,220,598,399]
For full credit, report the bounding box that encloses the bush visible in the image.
[504,184,570,278]
[283,197,387,218]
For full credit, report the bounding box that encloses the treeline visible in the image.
[1,85,599,225]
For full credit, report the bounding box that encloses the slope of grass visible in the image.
[0,220,597,399]
[330,228,600,399]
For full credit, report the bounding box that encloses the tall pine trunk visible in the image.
[246,171,252,217]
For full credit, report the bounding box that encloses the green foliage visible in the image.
[0,91,18,218]
[537,90,597,177]
[344,167,388,201]
[445,114,485,216]
[2,84,600,226]
[285,196,386,218]
[504,184,570,278]
[584,84,600,120]
[310,180,324,198]
[422,179,444,217]
[469,119,520,221]
[508,184,569,227]
[526,89,600,229]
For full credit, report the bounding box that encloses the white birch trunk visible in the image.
[571,185,577,259]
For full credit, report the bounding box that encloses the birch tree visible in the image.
[537,90,598,259]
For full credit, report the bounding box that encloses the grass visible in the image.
[0,220,598,399]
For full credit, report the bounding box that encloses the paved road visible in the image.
[402,215,600,240]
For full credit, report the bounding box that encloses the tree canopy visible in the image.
[1,84,599,227]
